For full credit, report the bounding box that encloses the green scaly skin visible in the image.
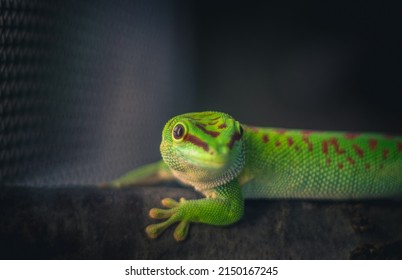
[109,111,402,241]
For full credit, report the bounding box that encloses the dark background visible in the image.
[195,1,402,132]
[1,0,401,259]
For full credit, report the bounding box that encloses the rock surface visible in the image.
[1,185,401,259]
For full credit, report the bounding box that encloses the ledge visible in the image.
[1,185,401,259]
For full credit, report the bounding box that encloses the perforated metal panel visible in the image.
[0,0,195,186]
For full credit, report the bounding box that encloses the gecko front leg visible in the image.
[145,179,244,241]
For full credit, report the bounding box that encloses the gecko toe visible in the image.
[145,221,171,239]
[149,207,174,219]
[173,220,190,241]
[161,198,179,208]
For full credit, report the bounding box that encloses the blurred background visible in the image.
[1,0,402,186]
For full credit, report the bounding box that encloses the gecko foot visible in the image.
[145,197,190,241]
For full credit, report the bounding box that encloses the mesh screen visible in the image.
[0,0,195,186]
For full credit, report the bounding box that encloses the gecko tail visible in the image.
[99,160,173,188]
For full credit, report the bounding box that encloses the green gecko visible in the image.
[109,111,402,241]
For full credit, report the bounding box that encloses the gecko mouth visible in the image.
[171,143,246,191]
[161,139,229,169]
[177,150,228,169]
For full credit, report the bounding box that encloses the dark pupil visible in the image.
[173,124,184,139]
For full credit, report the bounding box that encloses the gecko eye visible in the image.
[173,123,186,140]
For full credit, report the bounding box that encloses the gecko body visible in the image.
[111,111,402,241]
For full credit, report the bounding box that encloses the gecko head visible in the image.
[160,111,245,191]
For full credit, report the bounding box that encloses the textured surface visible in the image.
[241,126,402,199]
[1,184,402,259]
[0,0,195,186]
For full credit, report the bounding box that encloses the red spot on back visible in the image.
[227,131,242,149]
[329,138,345,155]
[218,124,227,129]
[326,157,331,165]
[397,142,402,153]
[302,133,313,152]
[352,144,364,158]
[322,140,329,155]
[338,163,344,170]
[301,130,313,135]
[185,134,209,152]
[382,149,390,160]
[275,129,287,135]
[196,124,220,137]
[369,139,378,151]
[287,137,294,147]
[262,134,269,143]
[345,133,360,139]
[275,141,281,147]
[346,157,356,165]
[323,138,351,155]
